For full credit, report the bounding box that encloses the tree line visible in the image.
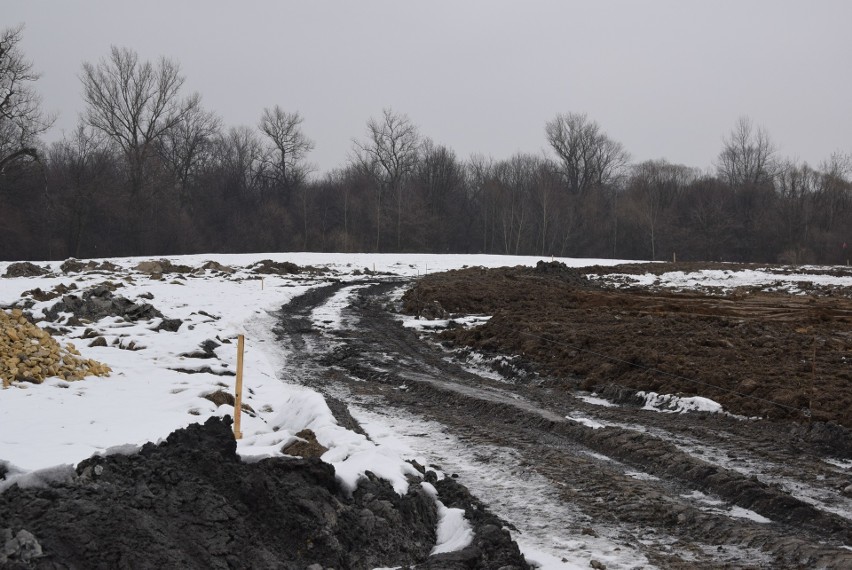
[1,28,850,264]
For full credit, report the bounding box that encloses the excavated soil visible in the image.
[270,275,852,568]
[0,417,528,570]
[402,262,852,428]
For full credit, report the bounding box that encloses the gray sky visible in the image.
[6,0,851,175]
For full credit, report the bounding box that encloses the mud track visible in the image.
[273,278,852,569]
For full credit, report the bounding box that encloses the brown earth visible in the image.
[276,277,852,567]
[402,262,852,428]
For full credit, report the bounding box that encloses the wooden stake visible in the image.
[261,277,264,290]
[234,334,245,439]
[810,336,816,423]
[672,252,677,263]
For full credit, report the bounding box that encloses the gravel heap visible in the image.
[0,309,111,387]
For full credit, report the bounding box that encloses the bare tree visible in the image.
[156,105,220,208]
[412,139,466,250]
[466,154,498,253]
[715,116,778,188]
[351,108,421,250]
[81,46,200,195]
[814,152,851,237]
[258,105,314,193]
[545,112,630,194]
[0,25,54,176]
[627,160,697,260]
[214,125,269,198]
[46,123,116,257]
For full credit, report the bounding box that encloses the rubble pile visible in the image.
[0,309,111,387]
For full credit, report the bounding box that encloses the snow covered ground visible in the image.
[591,266,852,293]
[3,253,851,567]
[0,252,628,566]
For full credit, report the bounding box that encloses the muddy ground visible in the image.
[3,260,852,568]
[271,270,852,568]
[402,261,852,428]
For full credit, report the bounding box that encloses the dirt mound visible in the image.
[197,260,235,274]
[0,417,529,569]
[44,286,164,323]
[2,263,50,278]
[1,309,111,387]
[134,259,194,275]
[406,265,852,428]
[402,265,594,317]
[21,283,78,303]
[250,259,302,275]
[59,259,119,274]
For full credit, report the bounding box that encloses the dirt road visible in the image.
[273,277,852,569]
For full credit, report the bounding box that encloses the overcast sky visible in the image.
[6,0,851,175]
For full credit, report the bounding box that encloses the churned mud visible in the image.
[4,261,851,569]
[271,268,852,568]
[403,262,852,427]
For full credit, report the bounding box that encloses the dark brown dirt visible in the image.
[273,278,852,568]
[402,263,852,427]
[1,417,528,569]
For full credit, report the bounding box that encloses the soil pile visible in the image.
[0,417,529,570]
[403,264,852,428]
[0,309,110,387]
[59,259,120,274]
[44,286,164,323]
[2,263,50,279]
[250,259,302,275]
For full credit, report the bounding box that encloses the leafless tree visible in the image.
[773,159,819,262]
[156,105,221,208]
[81,46,200,195]
[0,25,54,176]
[814,152,851,235]
[627,160,698,260]
[411,139,466,249]
[715,116,778,188]
[351,108,421,250]
[465,154,497,252]
[258,105,314,192]
[46,124,116,257]
[545,112,630,194]
[215,125,269,198]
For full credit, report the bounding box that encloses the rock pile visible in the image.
[44,286,164,323]
[250,259,301,275]
[2,262,50,278]
[60,258,119,274]
[0,309,111,387]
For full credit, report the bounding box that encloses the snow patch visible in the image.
[566,415,606,429]
[421,482,475,555]
[624,471,660,481]
[638,391,723,414]
[823,458,852,470]
[575,394,618,408]
[681,491,771,523]
[0,464,75,494]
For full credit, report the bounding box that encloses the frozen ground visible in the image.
[2,253,851,568]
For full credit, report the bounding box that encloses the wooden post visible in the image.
[261,277,264,290]
[810,336,816,423]
[234,334,245,439]
[673,252,677,263]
